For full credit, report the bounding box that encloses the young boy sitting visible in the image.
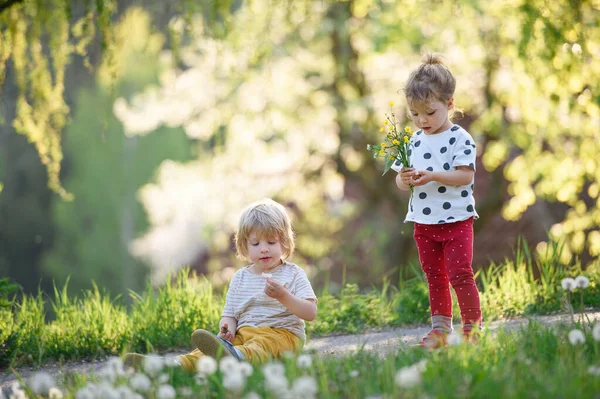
[125,198,317,370]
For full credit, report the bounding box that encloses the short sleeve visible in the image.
[290,270,318,303]
[221,272,240,318]
[452,132,477,171]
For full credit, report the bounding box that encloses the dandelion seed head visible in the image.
[219,356,239,373]
[395,365,422,389]
[29,371,57,395]
[197,356,218,375]
[223,370,246,392]
[292,375,318,397]
[245,392,262,399]
[593,322,600,341]
[575,276,590,289]
[568,329,586,345]
[130,372,152,393]
[447,331,462,346]
[588,365,600,376]
[238,361,254,377]
[157,384,176,399]
[143,355,165,376]
[296,354,313,369]
[349,370,359,377]
[178,387,193,397]
[561,277,576,291]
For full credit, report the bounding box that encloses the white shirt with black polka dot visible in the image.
[404,124,479,225]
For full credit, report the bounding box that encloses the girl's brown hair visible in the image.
[403,53,456,105]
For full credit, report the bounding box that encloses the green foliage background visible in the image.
[0,0,599,297]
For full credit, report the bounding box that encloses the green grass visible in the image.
[0,241,599,369]
[13,322,600,399]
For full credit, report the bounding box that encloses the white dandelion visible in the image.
[48,387,63,399]
[263,361,289,393]
[143,355,165,376]
[349,370,359,378]
[593,322,600,341]
[568,329,586,345]
[296,354,313,369]
[395,365,422,389]
[219,356,239,373]
[129,372,152,393]
[575,276,590,289]
[197,356,218,375]
[291,375,318,398]
[178,387,193,397]
[447,331,463,346]
[245,392,262,399]
[588,365,600,376]
[223,370,246,392]
[156,384,176,399]
[238,361,254,378]
[29,371,56,396]
[561,278,576,291]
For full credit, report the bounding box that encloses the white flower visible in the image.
[115,386,136,399]
[96,381,121,399]
[238,361,254,377]
[75,385,96,399]
[561,278,576,291]
[568,329,586,345]
[366,144,371,151]
[223,370,246,392]
[29,371,57,395]
[349,370,359,378]
[575,276,590,289]
[291,375,318,398]
[395,362,425,389]
[593,322,600,341]
[220,356,239,373]
[158,373,170,384]
[296,354,313,369]
[588,365,600,376]
[48,387,64,399]
[245,393,262,399]
[130,372,152,393]
[157,384,177,399]
[178,387,193,397]
[263,361,289,393]
[197,356,218,375]
[263,361,286,378]
[447,331,462,346]
[143,355,165,376]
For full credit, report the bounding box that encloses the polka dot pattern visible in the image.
[405,125,479,224]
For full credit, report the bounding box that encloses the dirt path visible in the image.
[2,311,598,391]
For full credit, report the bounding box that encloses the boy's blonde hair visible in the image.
[235,198,295,261]
[403,53,457,111]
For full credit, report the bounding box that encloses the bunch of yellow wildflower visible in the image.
[367,102,413,183]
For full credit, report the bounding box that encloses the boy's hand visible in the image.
[218,322,235,343]
[265,278,288,300]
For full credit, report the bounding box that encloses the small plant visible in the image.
[0,277,21,308]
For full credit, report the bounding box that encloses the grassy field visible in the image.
[1,242,600,397]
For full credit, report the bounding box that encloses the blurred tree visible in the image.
[41,9,192,296]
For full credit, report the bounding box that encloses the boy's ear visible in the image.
[447,97,454,108]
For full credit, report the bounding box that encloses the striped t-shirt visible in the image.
[222,261,317,341]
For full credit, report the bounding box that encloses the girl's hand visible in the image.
[218,323,235,343]
[411,170,434,186]
[399,167,420,185]
[265,278,288,300]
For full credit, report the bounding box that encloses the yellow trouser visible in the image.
[178,326,303,372]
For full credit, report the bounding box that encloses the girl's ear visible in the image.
[447,97,454,109]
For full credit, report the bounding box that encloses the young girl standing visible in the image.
[396,54,482,348]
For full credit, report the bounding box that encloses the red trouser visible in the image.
[413,218,481,326]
